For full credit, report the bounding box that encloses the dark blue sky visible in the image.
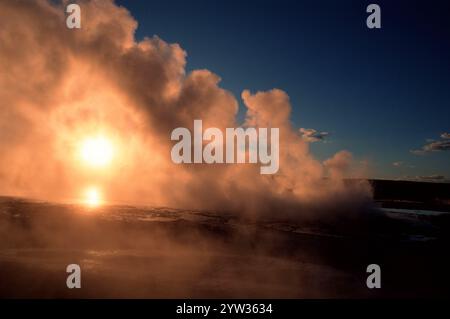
[117,0,450,180]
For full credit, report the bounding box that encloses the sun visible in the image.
[80,136,114,167]
[84,186,102,208]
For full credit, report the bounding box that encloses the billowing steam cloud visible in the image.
[0,0,372,219]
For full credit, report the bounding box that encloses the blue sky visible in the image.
[116,0,450,180]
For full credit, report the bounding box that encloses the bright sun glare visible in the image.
[80,136,114,167]
[84,187,102,208]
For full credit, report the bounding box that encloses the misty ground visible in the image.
[1,181,450,298]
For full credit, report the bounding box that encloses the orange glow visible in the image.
[80,136,114,167]
[83,186,102,208]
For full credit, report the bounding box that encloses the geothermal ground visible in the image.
[1,182,450,298]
